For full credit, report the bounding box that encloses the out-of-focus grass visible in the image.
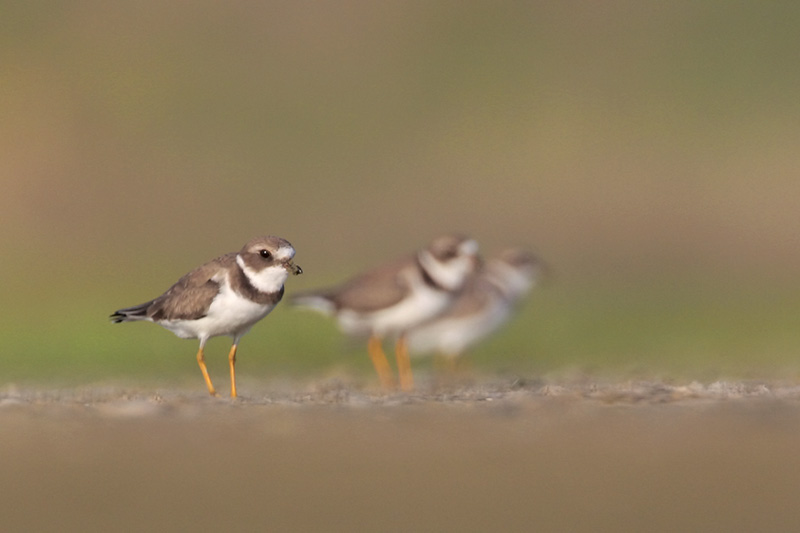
[4,276,798,386]
[481,279,800,380]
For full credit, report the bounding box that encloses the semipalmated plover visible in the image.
[406,248,541,366]
[110,236,302,397]
[292,234,480,391]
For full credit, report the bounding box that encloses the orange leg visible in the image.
[434,353,459,374]
[228,342,239,398]
[367,335,396,389]
[433,353,463,387]
[196,343,217,396]
[395,335,414,392]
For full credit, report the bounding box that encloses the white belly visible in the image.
[158,285,276,341]
[407,298,510,356]
[337,280,451,337]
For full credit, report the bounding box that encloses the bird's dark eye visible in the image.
[259,250,272,259]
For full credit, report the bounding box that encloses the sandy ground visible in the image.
[3,378,800,532]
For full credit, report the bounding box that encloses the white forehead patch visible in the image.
[275,245,295,261]
[459,239,479,256]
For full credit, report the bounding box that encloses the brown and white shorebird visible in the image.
[110,236,302,397]
[406,248,541,366]
[291,234,480,391]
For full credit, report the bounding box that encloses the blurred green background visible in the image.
[2,1,799,386]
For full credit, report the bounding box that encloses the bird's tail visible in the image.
[110,301,154,323]
[289,292,337,315]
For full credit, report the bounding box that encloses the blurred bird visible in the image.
[406,248,542,369]
[292,234,480,391]
[110,236,302,398]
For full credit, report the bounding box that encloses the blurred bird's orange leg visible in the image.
[228,342,239,398]
[367,335,396,389]
[395,335,414,391]
[196,344,217,396]
[435,354,459,374]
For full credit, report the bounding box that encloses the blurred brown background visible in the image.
[2,1,799,383]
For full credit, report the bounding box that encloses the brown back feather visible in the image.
[147,254,235,321]
[326,256,414,313]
